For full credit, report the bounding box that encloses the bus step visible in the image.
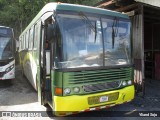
[45,91,52,101]
[45,79,51,90]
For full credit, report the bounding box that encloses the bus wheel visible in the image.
[21,67,25,77]
[45,104,55,117]
[36,75,38,91]
[6,79,13,85]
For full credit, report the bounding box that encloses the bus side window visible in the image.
[29,27,34,50]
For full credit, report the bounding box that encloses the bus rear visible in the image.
[0,26,15,80]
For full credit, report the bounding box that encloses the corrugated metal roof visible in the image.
[96,0,160,9]
[135,0,160,7]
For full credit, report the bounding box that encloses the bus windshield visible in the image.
[0,37,13,60]
[55,12,131,69]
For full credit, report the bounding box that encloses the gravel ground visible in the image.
[0,65,160,120]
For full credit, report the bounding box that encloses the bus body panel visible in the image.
[0,60,15,80]
[20,51,37,89]
[54,85,134,116]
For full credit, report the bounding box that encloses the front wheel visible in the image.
[6,79,13,85]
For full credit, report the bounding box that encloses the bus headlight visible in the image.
[73,87,80,93]
[122,81,127,86]
[64,88,71,95]
[5,64,14,73]
[127,80,132,85]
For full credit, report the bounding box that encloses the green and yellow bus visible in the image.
[19,2,134,116]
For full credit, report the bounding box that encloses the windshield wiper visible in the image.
[78,12,96,32]
[78,11,98,43]
[112,17,119,49]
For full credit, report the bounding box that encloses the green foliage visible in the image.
[0,0,46,36]
[0,0,102,37]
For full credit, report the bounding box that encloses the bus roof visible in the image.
[56,3,129,18]
[0,26,12,29]
[20,2,129,37]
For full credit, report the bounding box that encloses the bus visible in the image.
[0,26,15,81]
[19,3,135,116]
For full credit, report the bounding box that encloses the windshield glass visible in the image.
[102,18,131,66]
[55,12,131,69]
[56,13,103,68]
[0,37,13,60]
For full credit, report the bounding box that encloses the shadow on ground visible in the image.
[0,65,37,106]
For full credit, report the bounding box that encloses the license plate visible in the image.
[88,92,119,105]
[99,96,108,102]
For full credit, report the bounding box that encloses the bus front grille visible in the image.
[65,67,132,93]
[68,68,132,84]
[83,81,121,92]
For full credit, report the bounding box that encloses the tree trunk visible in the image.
[20,20,23,33]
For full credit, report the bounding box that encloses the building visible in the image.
[96,0,160,94]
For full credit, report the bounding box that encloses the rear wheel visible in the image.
[35,75,38,91]
[21,66,25,77]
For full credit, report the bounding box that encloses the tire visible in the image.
[6,79,13,85]
[21,66,25,77]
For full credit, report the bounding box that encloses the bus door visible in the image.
[40,18,54,105]
[44,22,52,104]
[35,21,46,105]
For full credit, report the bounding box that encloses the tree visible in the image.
[0,0,102,37]
[0,0,47,36]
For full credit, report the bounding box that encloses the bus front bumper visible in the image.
[0,60,15,80]
[53,85,135,116]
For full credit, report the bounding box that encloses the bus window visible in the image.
[0,26,15,80]
[33,25,37,49]
[29,27,34,49]
[26,31,29,48]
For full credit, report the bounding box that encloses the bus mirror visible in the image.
[96,20,102,35]
[96,20,101,29]
[47,24,55,41]
[95,20,102,43]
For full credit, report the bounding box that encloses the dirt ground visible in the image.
[0,65,160,120]
[0,66,48,120]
